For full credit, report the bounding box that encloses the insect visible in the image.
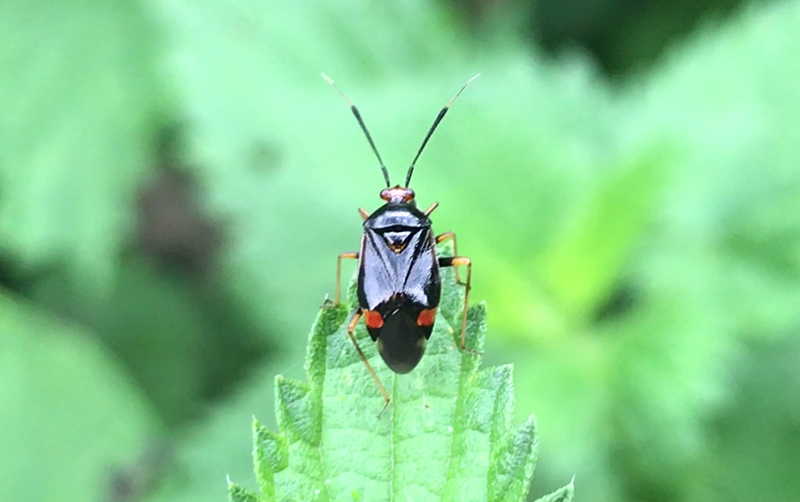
[323,73,479,416]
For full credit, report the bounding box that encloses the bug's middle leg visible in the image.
[346,308,391,417]
[435,232,464,284]
[438,256,480,354]
[335,252,359,305]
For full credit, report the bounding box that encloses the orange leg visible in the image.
[439,256,479,353]
[335,252,358,305]
[347,308,391,417]
[435,232,464,284]
[358,208,369,221]
[424,201,439,216]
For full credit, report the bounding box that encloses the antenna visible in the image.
[405,74,480,187]
[321,73,391,188]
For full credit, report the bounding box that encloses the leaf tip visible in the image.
[227,481,259,502]
[533,478,575,502]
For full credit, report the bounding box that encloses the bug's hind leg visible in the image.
[334,252,359,305]
[435,232,465,285]
[438,256,481,354]
[347,308,391,418]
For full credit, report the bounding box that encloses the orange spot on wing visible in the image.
[416,308,437,327]
[364,310,384,329]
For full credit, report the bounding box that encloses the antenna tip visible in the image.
[468,73,481,83]
[321,73,334,85]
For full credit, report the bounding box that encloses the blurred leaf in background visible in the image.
[0,293,161,501]
[0,0,159,291]
[1,0,799,501]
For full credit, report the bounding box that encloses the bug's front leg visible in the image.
[438,256,480,354]
[346,308,391,418]
[335,252,359,305]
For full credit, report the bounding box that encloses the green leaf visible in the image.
[533,478,574,502]
[0,289,161,501]
[0,0,160,290]
[142,363,297,502]
[228,479,260,502]
[538,144,673,321]
[228,479,259,502]
[229,252,570,501]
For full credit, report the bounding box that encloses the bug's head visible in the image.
[380,186,415,204]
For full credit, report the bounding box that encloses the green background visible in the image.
[1,0,799,501]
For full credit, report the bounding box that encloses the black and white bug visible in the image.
[325,73,479,416]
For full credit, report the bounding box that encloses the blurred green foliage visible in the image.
[1,0,799,502]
